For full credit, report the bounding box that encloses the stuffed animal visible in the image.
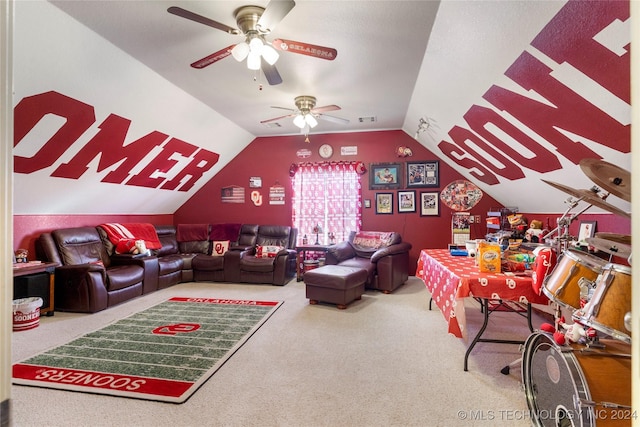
[525,219,545,243]
[540,316,590,346]
[134,240,149,256]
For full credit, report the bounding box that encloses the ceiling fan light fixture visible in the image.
[231,42,250,62]
[261,44,279,65]
[247,52,261,70]
[293,114,307,129]
[249,36,264,55]
[305,114,318,128]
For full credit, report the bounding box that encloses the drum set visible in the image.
[521,159,633,426]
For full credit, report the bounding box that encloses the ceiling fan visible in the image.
[261,95,349,136]
[167,1,337,85]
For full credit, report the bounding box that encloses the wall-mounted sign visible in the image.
[296,148,312,158]
[249,177,262,188]
[251,190,263,206]
[269,185,285,205]
[341,146,358,156]
[221,185,245,203]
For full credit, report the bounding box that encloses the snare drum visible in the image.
[542,250,607,310]
[574,263,632,343]
[522,332,631,427]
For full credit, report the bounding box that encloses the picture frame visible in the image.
[406,161,439,188]
[364,199,371,208]
[375,192,394,215]
[420,191,440,216]
[369,162,402,190]
[577,220,596,242]
[398,190,416,213]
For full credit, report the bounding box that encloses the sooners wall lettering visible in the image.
[437,0,630,184]
[14,91,220,192]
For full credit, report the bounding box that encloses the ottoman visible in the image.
[304,265,367,309]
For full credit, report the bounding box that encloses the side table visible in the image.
[295,244,331,281]
[13,261,58,316]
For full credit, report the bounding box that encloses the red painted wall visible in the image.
[175,130,506,268]
[13,214,173,260]
[13,129,629,271]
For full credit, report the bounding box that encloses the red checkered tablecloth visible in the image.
[416,249,549,338]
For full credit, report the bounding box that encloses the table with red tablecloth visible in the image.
[416,249,550,370]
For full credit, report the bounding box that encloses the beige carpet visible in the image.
[11,277,547,426]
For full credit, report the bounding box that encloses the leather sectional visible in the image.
[38,223,297,313]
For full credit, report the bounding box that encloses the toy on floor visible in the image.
[540,316,593,346]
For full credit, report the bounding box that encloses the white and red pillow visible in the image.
[352,231,394,249]
[256,245,285,258]
[211,241,230,256]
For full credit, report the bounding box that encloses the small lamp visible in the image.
[312,224,322,245]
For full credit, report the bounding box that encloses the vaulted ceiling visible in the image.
[49,0,440,136]
[13,1,632,216]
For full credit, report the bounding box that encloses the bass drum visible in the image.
[522,332,631,427]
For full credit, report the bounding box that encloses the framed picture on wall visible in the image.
[577,220,596,243]
[369,163,402,190]
[375,192,394,215]
[406,161,439,188]
[398,190,416,213]
[420,192,440,216]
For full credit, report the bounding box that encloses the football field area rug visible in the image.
[13,297,282,403]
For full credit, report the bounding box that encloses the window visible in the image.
[291,162,362,245]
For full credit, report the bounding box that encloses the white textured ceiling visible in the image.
[49,0,440,137]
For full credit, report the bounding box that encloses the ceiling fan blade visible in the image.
[257,0,296,33]
[260,113,296,124]
[311,105,340,114]
[270,106,297,112]
[272,38,337,61]
[262,60,283,85]
[167,6,240,35]
[317,113,350,125]
[190,45,235,69]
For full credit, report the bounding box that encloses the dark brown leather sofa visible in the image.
[38,223,298,313]
[38,227,152,313]
[237,225,298,285]
[324,231,412,293]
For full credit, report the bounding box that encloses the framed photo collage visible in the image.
[369,161,440,216]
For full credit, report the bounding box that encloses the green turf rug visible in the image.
[13,297,282,403]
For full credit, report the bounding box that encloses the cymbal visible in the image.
[541,179,631,219]
[579,158,631,202]
[594,232,631,246]
[586,237,632,259]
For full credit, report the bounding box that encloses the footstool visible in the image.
[304,265,367,309]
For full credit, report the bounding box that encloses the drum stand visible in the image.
[501,196,595,376]
[541,195,594,253]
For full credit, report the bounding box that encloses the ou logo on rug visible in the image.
[152,323,200,335]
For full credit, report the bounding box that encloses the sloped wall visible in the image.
[13,0,253,215]
[406,0,631,216]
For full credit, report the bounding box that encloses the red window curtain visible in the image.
[291,161,362,245]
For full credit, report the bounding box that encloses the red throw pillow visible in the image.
[532,247,557,295]
[115,239,137,254]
